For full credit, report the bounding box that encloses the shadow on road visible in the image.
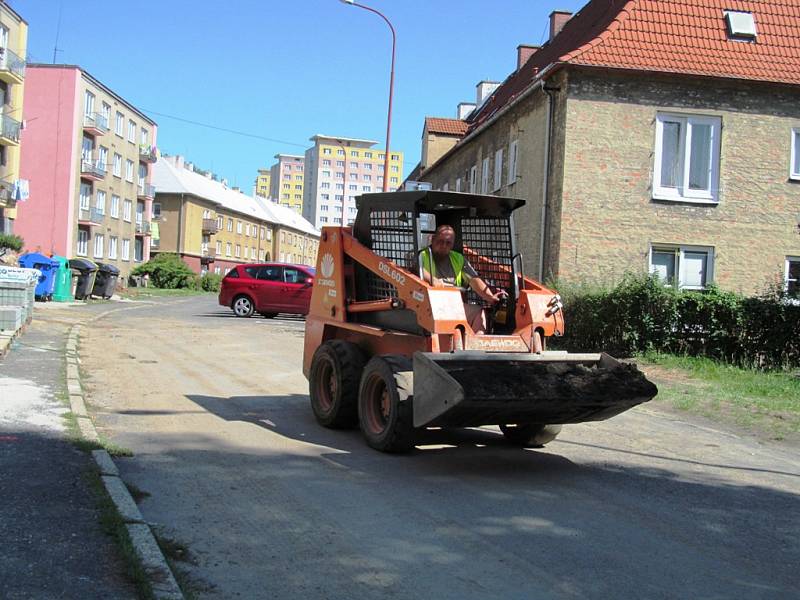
[122,391,800,599]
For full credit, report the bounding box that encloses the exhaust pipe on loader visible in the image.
[412,351,658,428]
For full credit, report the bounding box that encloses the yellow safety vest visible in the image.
[420,248,466,288]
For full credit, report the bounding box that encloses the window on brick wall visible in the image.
[469,165,477,193]
[786,257,800,297]
[791,128,800,180]
[493,148,503,191]
[481,157,490,194]
[507,140,518,185]
[650,244,714,290]
[654,113,721,203]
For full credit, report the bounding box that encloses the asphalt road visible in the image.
[80,294,800,599]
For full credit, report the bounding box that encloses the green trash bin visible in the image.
[51,255,74,302]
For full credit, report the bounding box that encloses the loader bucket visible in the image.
[412,351,658,428]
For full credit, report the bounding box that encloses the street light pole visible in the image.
[339,0,395,192]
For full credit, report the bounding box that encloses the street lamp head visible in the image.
[339,0,355,4]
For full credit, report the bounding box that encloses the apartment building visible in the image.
[416,1,800,296]
[152,155,319,274]
[302,134,404,229]
[268,153,304,213]
[254,168,270,198]
[0,2,27,233]
[15,64,158,277]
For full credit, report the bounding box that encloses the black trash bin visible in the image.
[92,262,120,299]
[68,258,99,300]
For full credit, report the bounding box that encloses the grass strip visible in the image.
[640,351,800,440]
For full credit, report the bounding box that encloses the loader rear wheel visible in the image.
[358,356,415,453]
[500,424,562,447]
[309,340,365,428]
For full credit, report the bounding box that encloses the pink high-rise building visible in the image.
[16,65,158,276]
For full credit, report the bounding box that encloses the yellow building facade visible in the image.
[0,2,27,231]
[254,168,270,198]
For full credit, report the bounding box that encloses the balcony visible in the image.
[80,158,105,181]
[139,144,158,163]
[0,113,20,146]
[135,221,151,235]
[78,207,104,225]
[83,112,109,136]
[0,47,25,85]
[0,179,13,206]
[200,248,216,264]
[150,237,160,249]
[202,218,219,234]
[137,182,155,200]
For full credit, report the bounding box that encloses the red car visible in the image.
[219,263,315,318]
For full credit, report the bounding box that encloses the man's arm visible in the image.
[468,276,506,304]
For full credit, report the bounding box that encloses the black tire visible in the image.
[500,424,562,447]
[260,312,278,319]
[309,340,365,428]
[358,355,415,453]
[232,294,254,317]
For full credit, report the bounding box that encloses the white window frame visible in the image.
[77,229,89,256]
[93,233,104,259]
[790,128,800,181]
[112,153,122,177]
[128,119,136,143]
[141,128,149,146]
[493,148,504,191]
[115,112,124,136]
[649,244,715,290]
[84,91,95,116]
[110,194,120,218]
[108,236,118,259]
[481,157,490,194]
[122,239,130,261]
[97,146,108,173]
[786,256,800,296]
[455,177,462,192]
[125,159,134,182]
[95,190,106,215]
[507,140,518,185]
[123,199,132,222]
[79,183,91,211]
[653,113,721,203]
[237,221,243,234]
[469,165,477,193]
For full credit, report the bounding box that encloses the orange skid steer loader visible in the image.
[303,191,657,452]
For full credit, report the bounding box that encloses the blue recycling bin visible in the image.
[19,252,60,301]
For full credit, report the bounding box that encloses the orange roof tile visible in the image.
[425,117,469,136]
[470,0,800,131]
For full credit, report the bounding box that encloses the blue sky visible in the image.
[17,0,587,190]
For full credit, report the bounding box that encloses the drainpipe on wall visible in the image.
[538,80,559,282]
[177,193,184,257]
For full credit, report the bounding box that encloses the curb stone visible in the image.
[66,315,184,599]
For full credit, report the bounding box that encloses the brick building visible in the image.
[415,0,800,296]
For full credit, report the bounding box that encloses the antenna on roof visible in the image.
[52,1,64,63]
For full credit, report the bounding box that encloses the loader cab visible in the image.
[352,191,526,335]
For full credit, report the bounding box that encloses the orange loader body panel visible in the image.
[302,226,565,377]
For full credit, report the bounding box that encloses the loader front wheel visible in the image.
[309,340,365,428]
[500,424,562,447]
[358,356,415,453]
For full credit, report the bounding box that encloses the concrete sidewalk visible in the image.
[0,306,138,599]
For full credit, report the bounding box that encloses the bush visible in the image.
[131,253,197,289]
[200,273,222,292]
[0,233,24,252]
[553,273,800,370]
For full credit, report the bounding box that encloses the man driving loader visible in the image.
[419,224,507,334]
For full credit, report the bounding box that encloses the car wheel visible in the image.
[309,340,365,428]
[499,424,562,447]
[358,355,415,453]
[232,295,254,317]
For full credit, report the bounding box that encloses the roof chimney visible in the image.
[175,155,184,169]
[549,10,572,40]
[517,44,540,70]
[457,102,477,120]
[476,81,500,106]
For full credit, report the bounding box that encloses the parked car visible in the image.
[219,263,315,318]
